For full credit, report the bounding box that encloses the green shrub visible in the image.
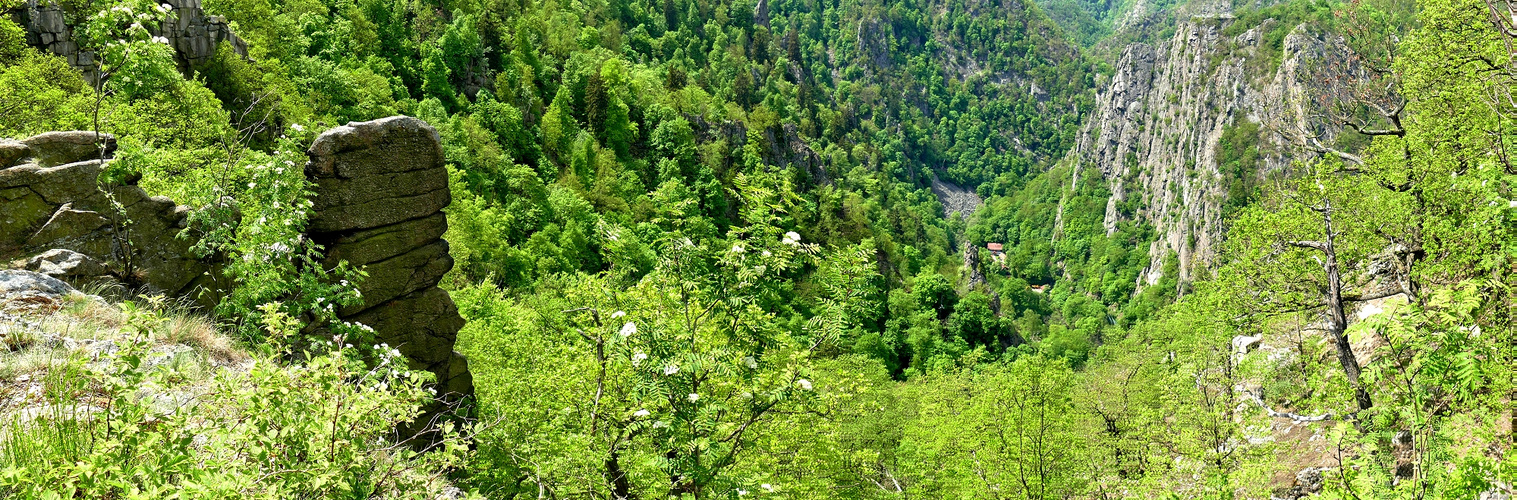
[0,52,95,138]
[0,298,473,499]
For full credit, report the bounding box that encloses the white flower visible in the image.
[743,356,757,369]
[151,36,169,44]
[290,123,304,132]
[611,310,626,319]
[653,420,669,428]
[161,3,173,11]
[796,379,812,391]
[632,352,647,365]
[619,321,637,337]
[663,364,679,375]
[737,489,749,496]
[633,409,651,417]
[731,243,744,254]
[782,231,801,246]
[762,250,771,257]
[1509,199,1517,208]
[687,393,700,402]
[761,484,774,492]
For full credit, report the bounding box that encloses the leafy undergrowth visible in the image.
[0,290,477,499]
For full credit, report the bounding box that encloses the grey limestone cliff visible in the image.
[1069,19,1365,287]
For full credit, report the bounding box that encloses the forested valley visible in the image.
[0,0,1514,495]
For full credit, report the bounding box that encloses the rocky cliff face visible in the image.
[1069,18,1361,285]
[9,0,248,82]
[304,116,474,409]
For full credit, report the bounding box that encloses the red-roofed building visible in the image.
[986,243,1004,253]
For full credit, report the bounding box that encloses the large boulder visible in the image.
[27,249,110,282]
[0,160,106,206]
[21,131,115,167]
[23,204,114,258]
[316,212,447,267]
[0,132,216,307]
[0,269,75,298]
[348,287,472,396]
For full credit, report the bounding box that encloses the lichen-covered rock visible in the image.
[24,205,114,258]
[21,132,115,167]
[0,140,30,168]
[337,240,454,316]
[305,116,449,233]
[1271,467,1328,499]
[12,0,247,82]
[0,133,216,307]
[27,249,110,282]
[0,270,75,299]
[0,160,107,205]
[0,186,55,250]
[316,213,447,267]
[348,287,467,381]
[304,116,474,424]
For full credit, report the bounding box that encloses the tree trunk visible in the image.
[1322,204,1374,411]
[607,451,636,500]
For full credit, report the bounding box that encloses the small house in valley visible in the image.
[985,243,1007,267]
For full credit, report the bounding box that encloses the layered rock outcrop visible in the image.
[2,118,474,422]
[1069,19,1363,285]
[9,0,248,82]
[0,131,215,303]
[304,116,474,406]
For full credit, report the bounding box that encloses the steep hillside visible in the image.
[4,0,1513,496]
[1070,16,1363,285]
[825,0,1102,187]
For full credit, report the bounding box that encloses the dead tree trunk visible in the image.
[1291,201,1374,411]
